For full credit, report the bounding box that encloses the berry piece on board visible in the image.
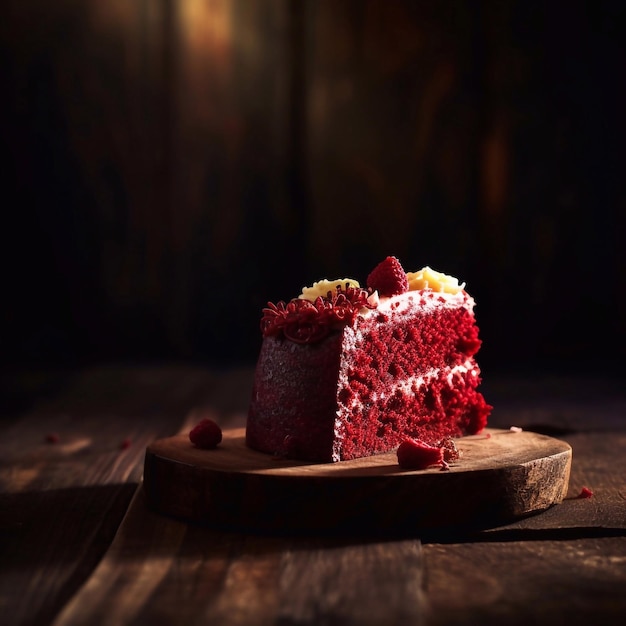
[189,418,223,449]
[397,437,444,470]
[367,256,409,296]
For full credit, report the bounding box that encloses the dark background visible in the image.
[1,0,625,376]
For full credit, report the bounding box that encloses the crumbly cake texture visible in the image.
[246,257,492,463]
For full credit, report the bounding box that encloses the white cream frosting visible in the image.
[407,266,465,294]
[367,288,473,317]
[298,278,361,302]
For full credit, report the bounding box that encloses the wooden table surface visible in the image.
[1,366,625,626]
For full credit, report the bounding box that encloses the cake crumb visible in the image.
[577,486,594,499]
[397,438,445,470]
[438,437,460,462]
[509,426,523,433]
[189,418,223,449]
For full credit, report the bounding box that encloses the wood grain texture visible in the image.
[54,487,426,626]
[276,540,425,626]
[422,431,626,626]
[143,427,571,534]
[0,366,231,626]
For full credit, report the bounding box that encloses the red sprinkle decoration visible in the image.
[397,438,445,470]
[577,486,594,499]
[189,418,223,449]
[45,433,60,444]
[120,438,132,450]
[261,284,375,343]
[367,256,409,297]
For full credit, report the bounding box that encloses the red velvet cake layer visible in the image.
[247,289,491,462]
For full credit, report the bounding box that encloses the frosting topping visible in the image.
[299,279,361,302]
[260,259,467,342]
[407,266,465,294]
[261,285,374,343]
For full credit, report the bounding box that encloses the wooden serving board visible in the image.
[143,428,571,534]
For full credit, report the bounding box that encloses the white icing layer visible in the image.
[340,359,478,414]
[367,288,474,318]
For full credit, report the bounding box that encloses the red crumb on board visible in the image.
[189,418,223,449]
[397,438,444,470]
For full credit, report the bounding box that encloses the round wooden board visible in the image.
[143,428,571,535]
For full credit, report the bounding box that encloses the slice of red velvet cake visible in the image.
[246,257,492,463]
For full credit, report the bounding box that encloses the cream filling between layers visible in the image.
[331,359,478,461]
[338,359,478,415]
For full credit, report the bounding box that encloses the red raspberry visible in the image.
[189,418,223,449]
[367,256,409,296]
[397,438,444,470]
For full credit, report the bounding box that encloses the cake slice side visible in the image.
[246,332,343,462]
[332,292,490,461]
